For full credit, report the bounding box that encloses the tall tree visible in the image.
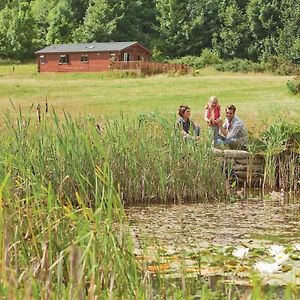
[156,0,191,57]
[31,0,56,47]
[213,3,250,59]
[187,0,221,54]
[134,0,158,48]
[246,0,282,60]
[277,0,300,63]
[0,5,13,58]
[74,0,141,43]
[0,2,36,60]
[46,0,75,44]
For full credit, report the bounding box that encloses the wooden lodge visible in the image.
[35,41,151,73]
[35,41,192,75]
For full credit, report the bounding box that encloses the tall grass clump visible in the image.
[1,110,227,205]
[102,113,227,204]
[0,164,146,298]
[259,120,300,192]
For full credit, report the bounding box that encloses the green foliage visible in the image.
[277,1,300,64]
[213,3,250,59]
[0,0,300,66]
[1,111,227,204]
[287,76,300,95]
[0,2,36,60]
[74,0,141,43]
[170,49,222,69]
[155,0,191,57]
[215,59,264,73]
[262,55,300,75]
[260,120,300,190]
[46,0,75,44]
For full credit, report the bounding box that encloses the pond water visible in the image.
[127,197,300,252]
[126,195,300,287]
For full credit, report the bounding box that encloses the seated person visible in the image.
[176,105,200,139]
[216,105,247,148]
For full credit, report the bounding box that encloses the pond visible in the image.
[126,194,300,288]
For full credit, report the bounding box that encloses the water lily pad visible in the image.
[147,263,170,273]
[290,254,300,260]
[226,259,238,266]
[281,265,293,272]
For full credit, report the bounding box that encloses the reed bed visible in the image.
[259,120,300,193]
[1,110,227,206]
[0,111,299,298]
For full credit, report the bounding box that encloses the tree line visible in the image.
[0,0,299,63]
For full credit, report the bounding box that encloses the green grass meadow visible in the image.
[0,64,299,130]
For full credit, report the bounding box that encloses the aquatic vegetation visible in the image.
[260,120,300,192]
[0,110,299,298]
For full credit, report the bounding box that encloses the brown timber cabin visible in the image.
[35,41,151,72]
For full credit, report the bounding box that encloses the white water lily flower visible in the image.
[254,262,281,275]
[268,245,285,257]
[274,253,289,265]
[232,246,249,259]
[294,243,300,251]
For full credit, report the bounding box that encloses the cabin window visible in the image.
[123,53,130,62]
[40,55,46,64]
[80,54,88,63]
[110,54,116,61]
[59,54,69,64]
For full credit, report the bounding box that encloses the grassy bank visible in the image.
[0,64,299,130]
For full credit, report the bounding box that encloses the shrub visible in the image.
[287,76,300,94]
[198,48,223,67]
[169,55,203,69]
[214,59,264,73]
[261,55,300,75]
[169,49,222,69]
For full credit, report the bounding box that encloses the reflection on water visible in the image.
[127,198,300,253]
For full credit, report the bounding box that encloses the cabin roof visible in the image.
[35,41,150,54]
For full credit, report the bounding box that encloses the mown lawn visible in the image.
[0,64,299,130]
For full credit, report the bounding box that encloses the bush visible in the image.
[169,49,222,69]
[198,48,223,67]
[168,51,300,75]
[261,55,300,75]
[287,76,300,94]
[214,59,264,73]
[169,55,203,69]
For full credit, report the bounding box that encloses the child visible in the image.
[204,96,221,145]
[177,105,200,139]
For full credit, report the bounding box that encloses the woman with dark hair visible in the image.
[176,105,200,139]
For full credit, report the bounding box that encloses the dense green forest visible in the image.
[0,0,299,63]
